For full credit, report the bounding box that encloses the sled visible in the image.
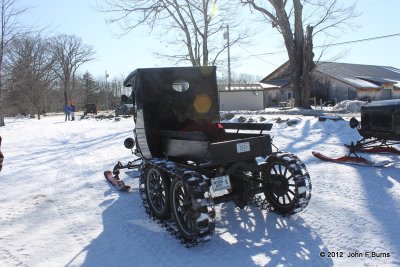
[345,99,400,156]
[312,151,391,167]
[314,100,400,167]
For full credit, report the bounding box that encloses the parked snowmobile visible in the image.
[104,66,311,245]
[313,99,400,166]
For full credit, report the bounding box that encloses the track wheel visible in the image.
[262,153,312,215]
[143,166,170,218]
[170,174,215,242]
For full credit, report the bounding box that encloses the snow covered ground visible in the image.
[0,111,399,267]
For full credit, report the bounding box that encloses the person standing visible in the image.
[64,104,71,121]
[70,104,75,121]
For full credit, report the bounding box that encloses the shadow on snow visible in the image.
[66,172,332,267]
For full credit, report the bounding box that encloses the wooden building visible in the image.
[260,62,400,103]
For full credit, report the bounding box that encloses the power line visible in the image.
[315,33,400,48]
[243,32,400,58]
[239,45,280,66]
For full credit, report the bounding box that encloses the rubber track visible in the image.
[139,159,216,247]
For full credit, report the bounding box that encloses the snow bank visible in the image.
[221,101,365,117]
[331,100,367,113]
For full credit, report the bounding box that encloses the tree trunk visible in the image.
[63,79,69,106]
[301,25,314,108]
[286,25,314,109]
[0,57,5,126]
[0,109,4,126]
[289,58,302,107]
[286,45,303,107]
[36,104,42,120]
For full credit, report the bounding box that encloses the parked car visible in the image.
[115,103,134,116]
[84,103,97,115]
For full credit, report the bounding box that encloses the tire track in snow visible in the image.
[46,119,140,265]
[0,248,28,267]
[49,157,105,256]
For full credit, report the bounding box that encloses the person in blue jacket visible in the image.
[64,104,71,121]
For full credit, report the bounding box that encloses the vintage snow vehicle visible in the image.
[348,99,400,153]
[104,66,311,245]
[313,99,400,166]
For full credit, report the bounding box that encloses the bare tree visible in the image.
[101,0,250,66]
[218,72,261,84]
[6,34,56,119]
[0,0,29,126]
[51,35,95,106]
[241,0,356,108]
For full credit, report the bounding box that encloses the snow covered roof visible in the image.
[356,76,397,84]
[341,77,382,89]
[316,62,400,79]
[218,84,263,91]
[315,62,400,88]
[389,80,400,89]
[261,62,400,90]
[259,79,290,89]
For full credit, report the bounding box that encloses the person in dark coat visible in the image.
[70,104,76,121]
[0,136,4,172]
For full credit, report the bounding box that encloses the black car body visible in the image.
[108,66,311,244]
[357,99,400,140]
[84,103,97,115]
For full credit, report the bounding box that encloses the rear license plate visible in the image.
[236,142,250,153]
[211,175,231,192]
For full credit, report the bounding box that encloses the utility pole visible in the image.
[0,67,4,126]
[224,24,231,91]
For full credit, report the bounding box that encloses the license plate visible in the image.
[236,142,250,153]
[211,175,231,192]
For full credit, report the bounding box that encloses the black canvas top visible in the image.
[124,66,220,126]
[362,99,400,110]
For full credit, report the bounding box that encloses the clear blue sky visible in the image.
[18,0,400,81]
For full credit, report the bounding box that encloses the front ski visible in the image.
[104,170,131,192]
[312,151,391,167]
[344,144,400,155]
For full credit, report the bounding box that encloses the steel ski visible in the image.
[104,170,131,191]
